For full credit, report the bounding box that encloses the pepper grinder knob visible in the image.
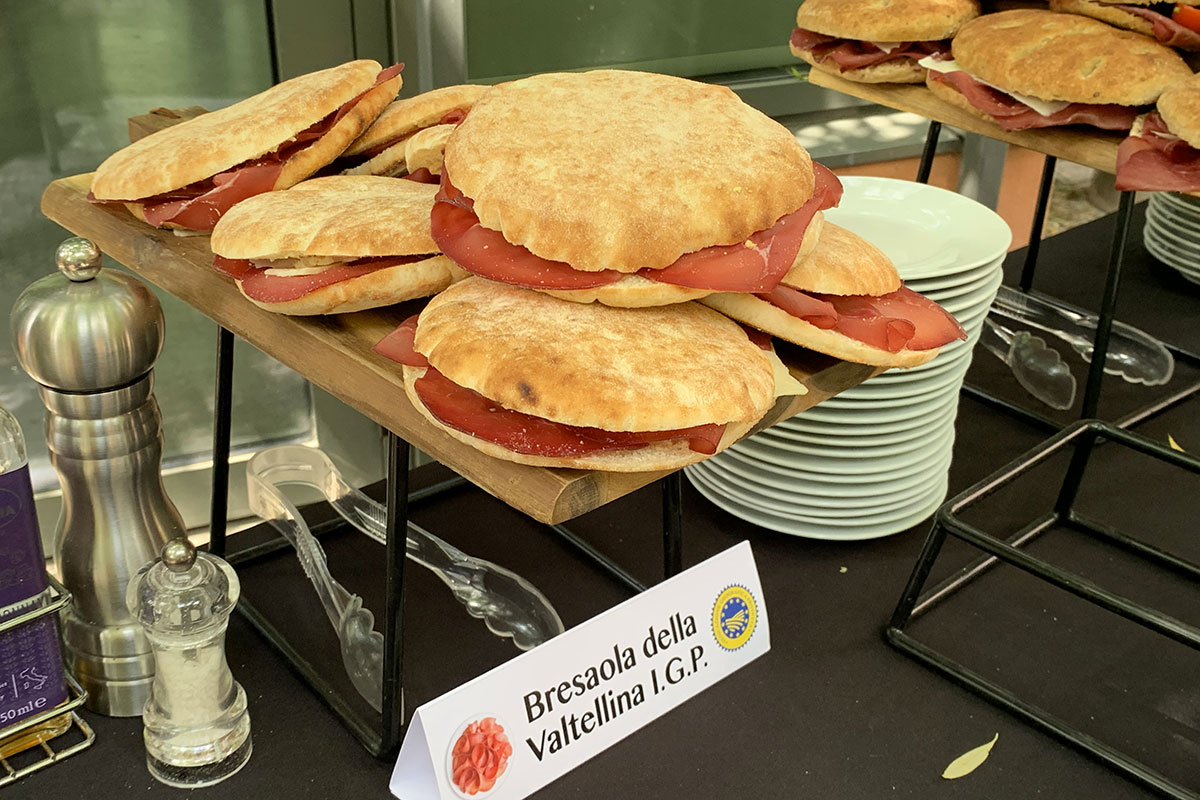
[55,237,102,282]
[161,538,196,573]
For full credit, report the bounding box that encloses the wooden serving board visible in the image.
[41,174,879,524]
[808,71,1123,174]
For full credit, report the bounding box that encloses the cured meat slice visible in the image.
[403,166,440,184]
[790,28,947,71]
[372,314,428,367]
[405,364,727,457]
[641,163,844,292]
[218,255,428,302]
[1116,111,1200,191]
[928,70,1141,131]
[763,285,966,352]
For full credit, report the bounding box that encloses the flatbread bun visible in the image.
[411,278,776,432]
[1047,0,1156,35]
[210,176,439,259]
[791,46,927,84]
[952,10,1192,105]
[343,140,410,177]
[782,221,901,296]
[239,255,455,315]
[794,0,981,41]
[92,60,398,200]
[1158,72,1200,148]
[701,292,939,369]
[444,70,814,274]
[404,124,454,175]
[345,84,488,156]
[542,212,827,307]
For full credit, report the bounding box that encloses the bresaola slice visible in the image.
[431,164,842,293]
[789,29,947,72]
[1095,3,1200,50]
[1116,111,1200,191]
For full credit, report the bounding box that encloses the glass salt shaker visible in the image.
[126,538,251,787]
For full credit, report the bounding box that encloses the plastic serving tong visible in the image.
[246,445,565,711]
[990,285,1174,387]
[980,317,1077,410]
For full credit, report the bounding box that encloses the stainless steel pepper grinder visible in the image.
[9,237,186,716]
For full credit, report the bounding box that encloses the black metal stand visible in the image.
[887,420,1200,800]
[206,325,687,756]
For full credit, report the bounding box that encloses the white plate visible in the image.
[939,270,1005,315]
[756,402,958,453]
[1147,199,1200,239]
[825,177,1012,280]
[820,367,966,407]
[908,259,1004,293]
[794,385,959,424]
[686,468,948,540]
[919,269,1004,305]
[1143,229,1200,273]
[708,446,953,497]
[1144,218,1200,263]
[692,455,944,511]
[780,391,960,434]
[729,423,953,474]
[1156,191,1200,222]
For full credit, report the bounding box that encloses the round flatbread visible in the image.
[405,124,454,175]
[444,70,813,274]
[412,278,776,432]
[92,60,396,200]
[345,84,488,156]
[211,175,439,259]
[794,0,980,41]
[952,10,1192,105]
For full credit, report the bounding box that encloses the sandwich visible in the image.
[89,60,402,231]
[790,0,980,84]
[338,84,487,181]
[432,70,841,308]
[373,277,805,471]
[209,176,458,315]
[1116,72,1200,191]
[1048,0,1200,51]
[701,222,966,368]
[922,10,1191,131]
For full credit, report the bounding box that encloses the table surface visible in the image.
[21,205,1200,799]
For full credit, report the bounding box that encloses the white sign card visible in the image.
[390,541,770,799]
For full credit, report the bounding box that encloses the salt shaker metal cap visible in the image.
[10,237,164,393]
[9,237,184,716]
[127,538,252,787]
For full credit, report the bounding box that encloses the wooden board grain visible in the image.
[41,174,878,524]
[808,71,1122,174]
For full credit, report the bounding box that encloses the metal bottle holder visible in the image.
[0,574,95,787]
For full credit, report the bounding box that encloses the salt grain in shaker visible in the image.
[126,537,251,787]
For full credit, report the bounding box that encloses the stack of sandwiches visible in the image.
[790,0,981,84]
[89,60,402,231]
[920,10,1191,132]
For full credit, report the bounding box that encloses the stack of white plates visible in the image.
[1144,193,1200,286]
[686,177,1012,540]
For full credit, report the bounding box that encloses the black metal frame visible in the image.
[912,122,1200,431]
[887,420,1200,800]
[204,326,684,755]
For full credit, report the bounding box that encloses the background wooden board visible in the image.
[808,71,1123,174]
[42,174,879,524]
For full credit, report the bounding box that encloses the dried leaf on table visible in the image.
[941,733,998,780]
[1168,434,1185,452]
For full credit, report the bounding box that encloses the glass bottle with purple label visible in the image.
[0,402,69,752]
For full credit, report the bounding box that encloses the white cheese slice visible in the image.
[262,265,337,277]
[865,40,904,53]
[916,55,1071,118]
[766,346,808,398]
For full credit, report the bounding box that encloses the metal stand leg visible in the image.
[916,121,941,184]
[209,326,235,557]
[1019,155,1057,291]
[1079,191,1135,419]
[662,471,683,579]
[381,432,409,751]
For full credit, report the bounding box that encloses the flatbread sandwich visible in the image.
[702,222,966,368]
[209,176,458,315]
[338,84,487,181]
[1048,0,1200,51]
[1116,71,1200,191]
[89,60,402,231]
[790,0,980,84]
[431,70,841,308]
[922,10,1191,131]
[373,278,806,471]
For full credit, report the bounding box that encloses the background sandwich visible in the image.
[432,70,841,308]
[89,60,402,231]
[372,278,803,471]
[790,0,980,84]
[1049,0,1200,52]
[701,222,966,368]
[338,84,487,181]
[1116,72,1200,191]
[922,10,1191,131]
[209,176,457,315]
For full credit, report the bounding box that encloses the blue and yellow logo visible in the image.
[711,585,757,651]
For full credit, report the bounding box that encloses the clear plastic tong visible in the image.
[246,445,565,711]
